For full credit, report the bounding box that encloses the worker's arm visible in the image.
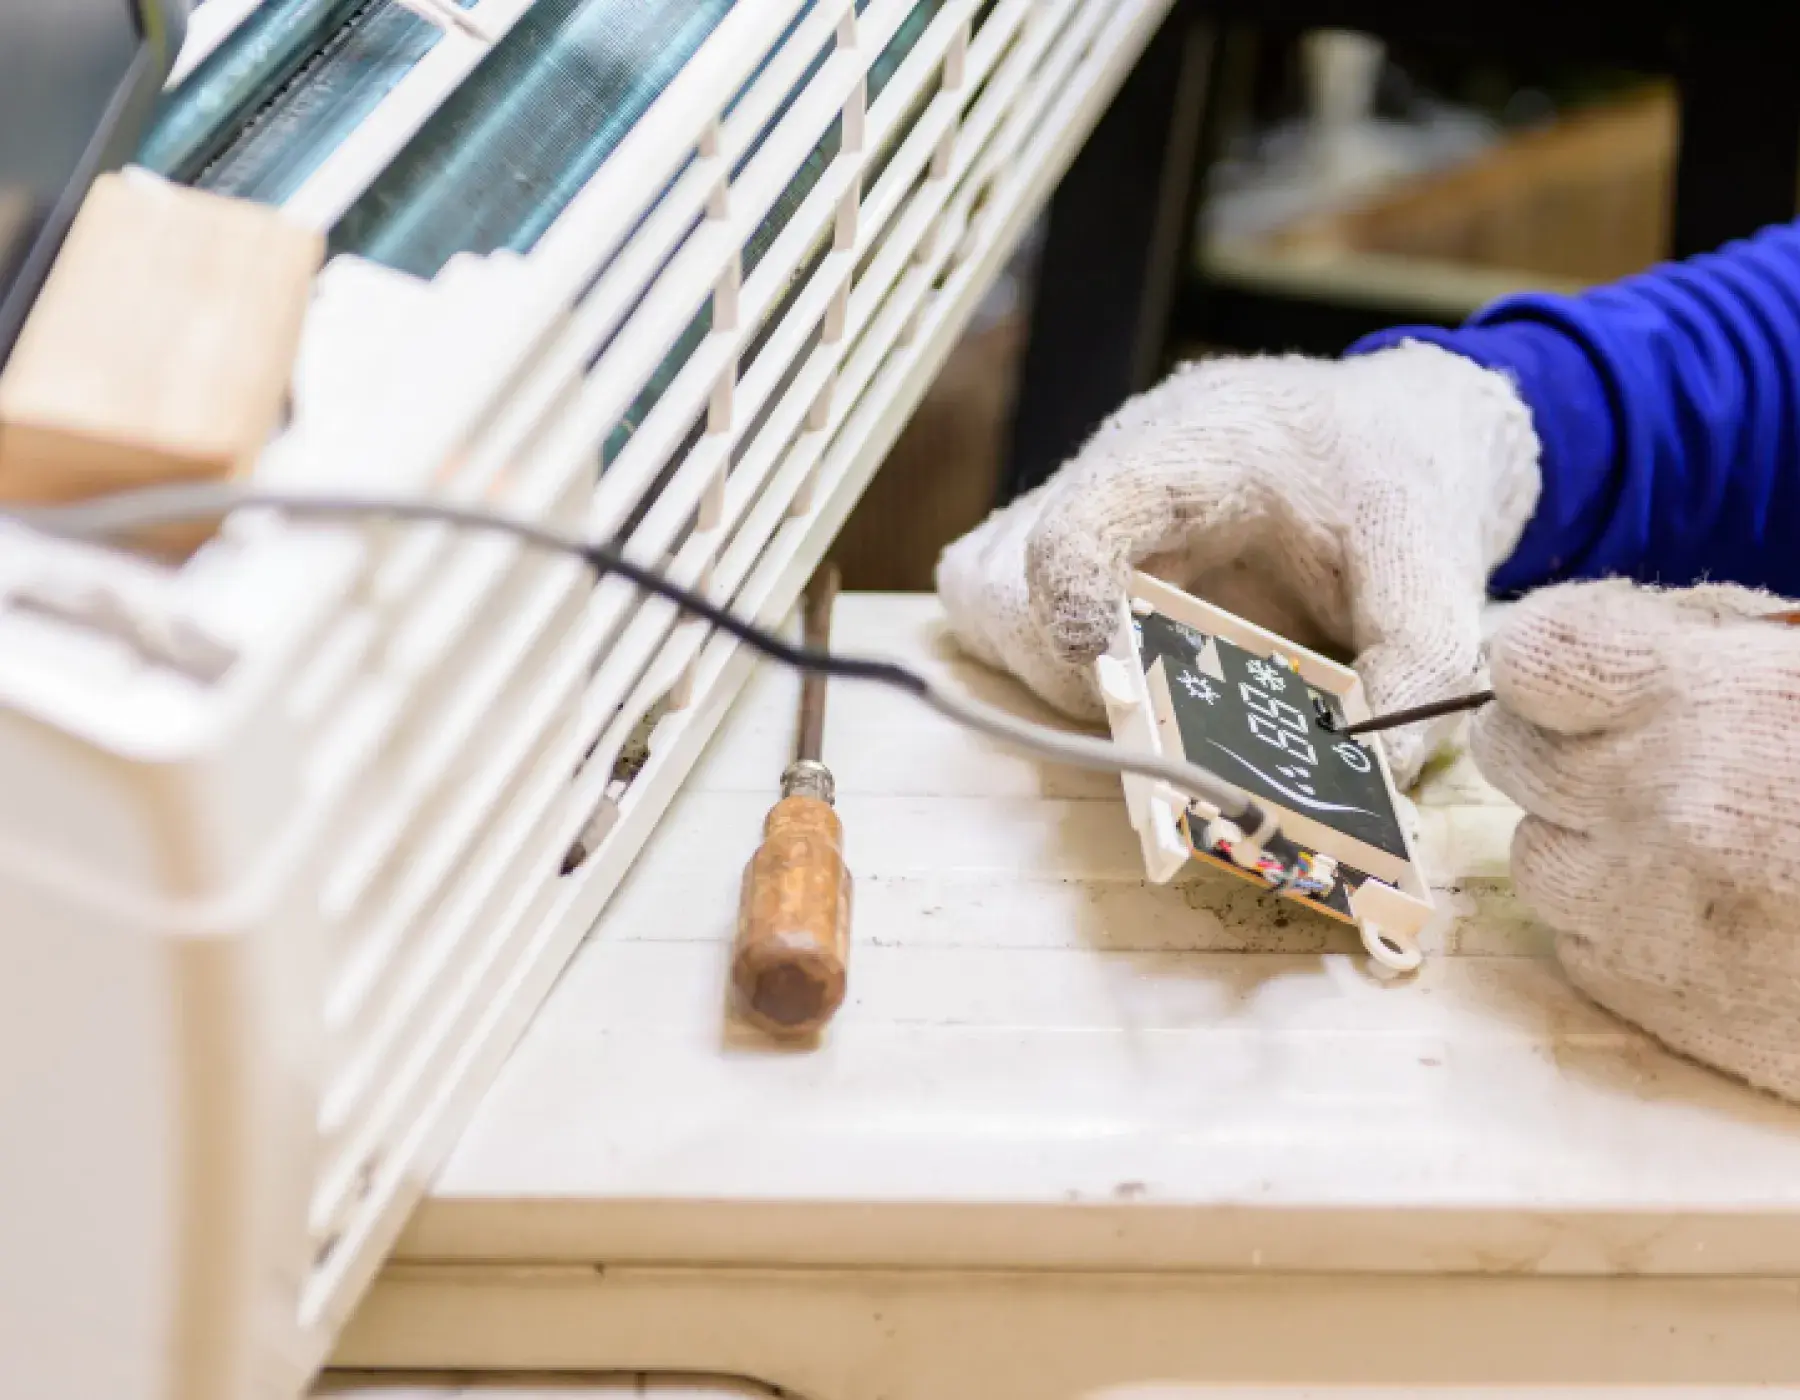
[1353,221,1800,598]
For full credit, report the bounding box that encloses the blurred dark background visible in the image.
[835,13,1800,590]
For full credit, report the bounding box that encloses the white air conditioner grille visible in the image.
[0,1,1176,1396]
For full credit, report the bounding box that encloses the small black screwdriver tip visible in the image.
[1329,689,1496,739]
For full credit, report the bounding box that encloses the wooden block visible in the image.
[0,172,324,514]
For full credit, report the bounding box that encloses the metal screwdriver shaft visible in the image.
[1339,606,1800,739]
[1332,689,1495,738]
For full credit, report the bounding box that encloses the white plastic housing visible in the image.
[1099,572,1435,971]
[0,0,1174,1396]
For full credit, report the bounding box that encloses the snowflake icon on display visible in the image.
[1177,670,1218,704]
[1334,740,1373,773]
[1245,658,1288,691]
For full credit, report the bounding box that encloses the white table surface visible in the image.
[326,594,1800,1394]
[317,1380,774,1398]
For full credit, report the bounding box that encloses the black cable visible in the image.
[5,482,1272,833]
[572,545,928,699]
[14,484,931,696]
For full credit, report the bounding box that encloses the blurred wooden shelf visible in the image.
[1266,83,1675,286]
[1201,240,1585,321]
[1181,84,1675,356]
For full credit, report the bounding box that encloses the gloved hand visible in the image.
[937,342,1542,783]
[1473,580,1800,1103]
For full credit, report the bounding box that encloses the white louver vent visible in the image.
[0,0,1175,1397]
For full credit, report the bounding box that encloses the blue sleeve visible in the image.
[1351,222,1800,597]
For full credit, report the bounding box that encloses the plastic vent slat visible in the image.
[0,2,1175,1390]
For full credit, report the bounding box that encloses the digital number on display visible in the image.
[1135,611,1409,860]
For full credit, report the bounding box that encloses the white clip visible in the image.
[1095,654,1138,710]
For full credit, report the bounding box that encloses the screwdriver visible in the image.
[730,565,852,1040]
[1335,606,1800,737]
[1328,689,1493,738]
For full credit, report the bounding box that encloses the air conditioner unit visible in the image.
[0,0,1174,1396]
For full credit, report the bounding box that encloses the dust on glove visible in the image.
[1473,580,1800,1103]
[937,342,1541,784]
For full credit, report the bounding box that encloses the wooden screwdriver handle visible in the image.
[731,781,853,1039]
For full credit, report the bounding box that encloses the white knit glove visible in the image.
[1472,580,1800,1103]
[937,342,1542,784]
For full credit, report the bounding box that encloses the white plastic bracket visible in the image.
[843,77,868,155]
[708,366,736,437]
[713,251,742,332]
[930,127,957,181]
[834,183,861,252]
[806,369,837,433]
[944,20,971,89]
[1349,879,1427,973]
[823,276,851,343]
[699,463,728,532]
